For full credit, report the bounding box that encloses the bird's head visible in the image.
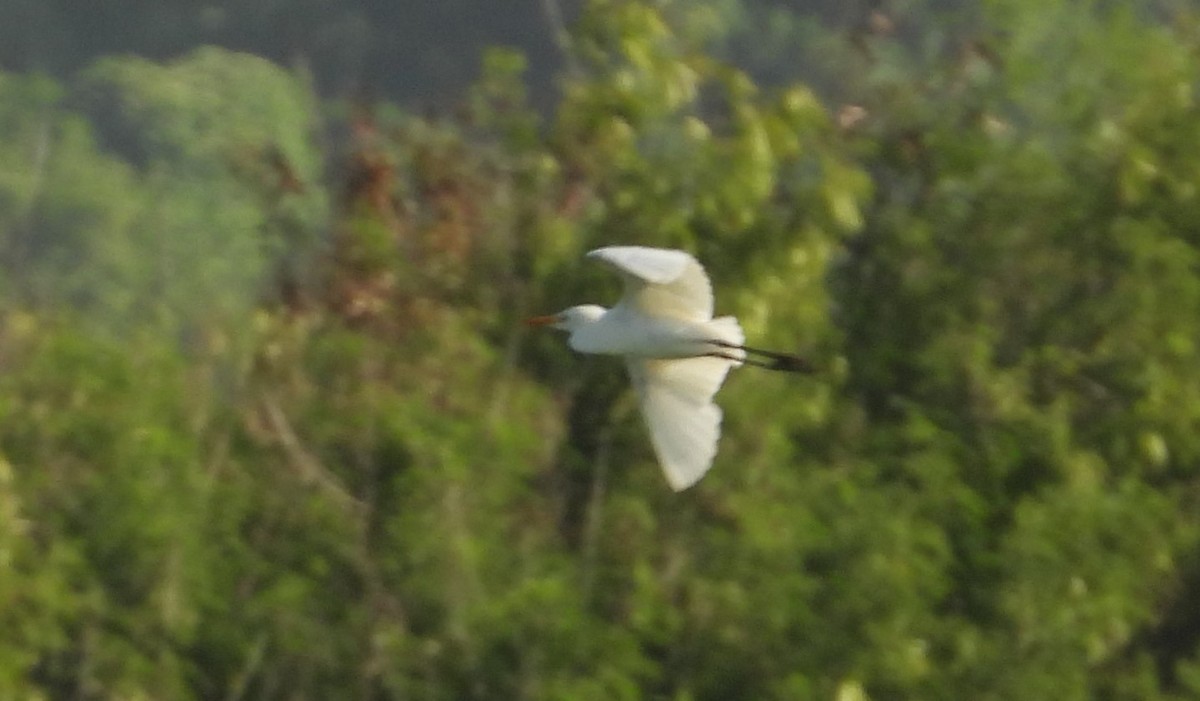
[525,305,606,333]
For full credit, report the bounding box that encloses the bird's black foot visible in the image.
[708,340,814,374]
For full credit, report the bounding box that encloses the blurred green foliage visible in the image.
[3,0,1200,699]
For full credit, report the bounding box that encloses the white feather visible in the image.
[626,356,738,491]
[588,246,714,321]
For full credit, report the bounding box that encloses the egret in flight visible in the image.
[527,246,810,491]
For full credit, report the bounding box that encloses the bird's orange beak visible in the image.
[524,314,560,328]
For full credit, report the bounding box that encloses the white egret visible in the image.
[527,245,810,491]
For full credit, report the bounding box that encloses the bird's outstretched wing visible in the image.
[626,356,737,491]
[588,246,714,321]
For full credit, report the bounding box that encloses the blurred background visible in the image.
[3,0,1200,699]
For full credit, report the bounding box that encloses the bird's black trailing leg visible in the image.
[708,340,814,374]
[705,352,783,370]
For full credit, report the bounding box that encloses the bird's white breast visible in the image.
[568,306,717,359]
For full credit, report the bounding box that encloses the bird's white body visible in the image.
[533,246,745,491]
[565,304,743,360]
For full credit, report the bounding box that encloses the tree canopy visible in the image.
[3,0,1200,699]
